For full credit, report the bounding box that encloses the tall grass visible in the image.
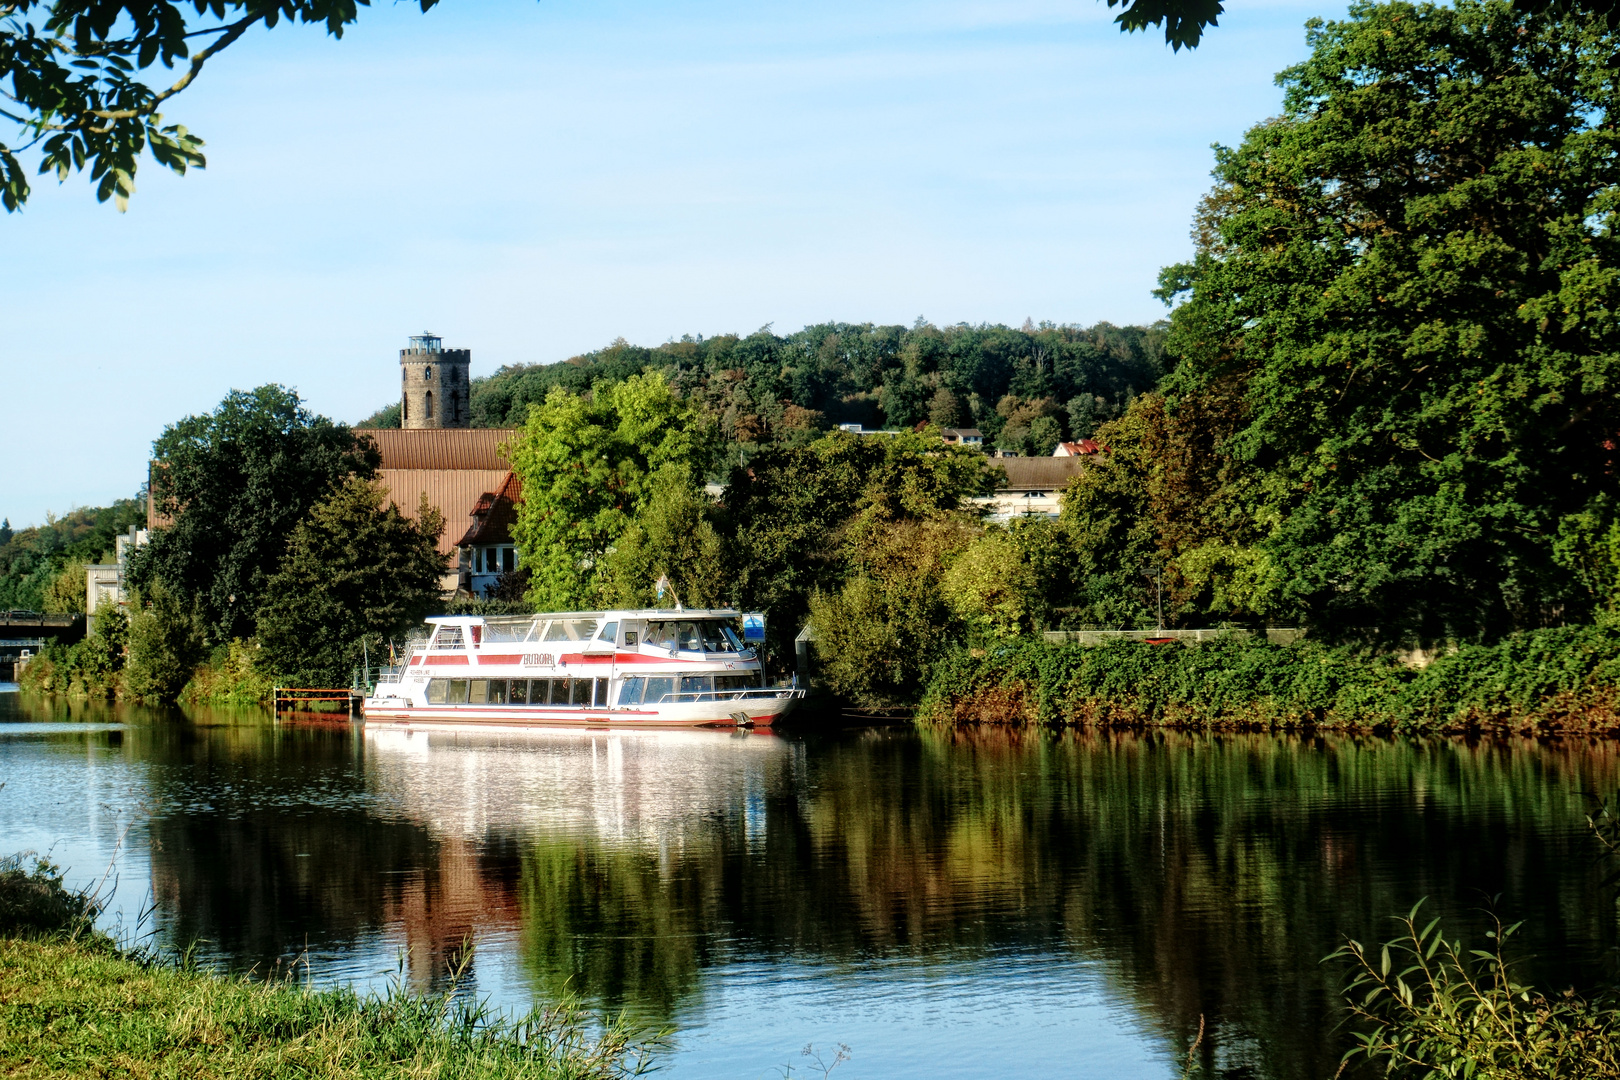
[0,855,663,1079]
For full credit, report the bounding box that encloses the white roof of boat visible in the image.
[426,609,743,623]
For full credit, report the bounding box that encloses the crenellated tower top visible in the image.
[400,331,471,429]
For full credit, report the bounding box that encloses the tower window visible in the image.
[403,395,409,422]
[426,390,433,419]
[424,365,432,380]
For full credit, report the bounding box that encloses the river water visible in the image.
[2,691,1617,1079]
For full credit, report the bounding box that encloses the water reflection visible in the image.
[3,696,1617,1080]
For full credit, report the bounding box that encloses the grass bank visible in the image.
[917,621,1620,734]
[0,856,658,1079]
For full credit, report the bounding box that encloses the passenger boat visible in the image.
[362,609,803,729]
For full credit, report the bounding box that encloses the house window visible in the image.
[502,547,515,573]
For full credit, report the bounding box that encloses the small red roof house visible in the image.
[1053,439,1107,457]
[456,471,523,598]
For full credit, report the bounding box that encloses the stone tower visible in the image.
[400,332,471,429]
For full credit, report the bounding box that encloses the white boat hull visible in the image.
[361,694,798,730]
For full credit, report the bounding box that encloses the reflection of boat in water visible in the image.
[363,609,803,730]
[363,724,793,846]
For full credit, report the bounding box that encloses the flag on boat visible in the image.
[655,575,670,600]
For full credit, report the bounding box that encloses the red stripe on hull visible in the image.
[362,709,779,730]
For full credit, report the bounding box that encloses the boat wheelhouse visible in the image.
[362,609,802,729]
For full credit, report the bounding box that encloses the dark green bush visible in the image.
[0,854,103,941]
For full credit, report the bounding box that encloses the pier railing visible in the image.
[272,687,361,717]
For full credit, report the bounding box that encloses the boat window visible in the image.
[597,621,618,645]
[469,679,488,704]
[699,623,726,653]
[570,678,593,706]
[716,674,754,695]
[432,626,463,650]
[645,676,676,704]
[624,630,639,647]
[426,680,447,704]
[509,679,528,705]
[679,674,714,701]
[618,677,643,706]
[447,679,469,704]
[544,619,598,642]
[487,679,507,704]
[594,678,609,707]
[720,625,746,652]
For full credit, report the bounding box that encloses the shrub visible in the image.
[123,581,206,702]
[0,855,103,941]
[918,621,1620,734]
[1332,903,1620,1079]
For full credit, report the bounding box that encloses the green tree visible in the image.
[508,372,718,610]
[255,476,446,689]
[810,517,975,705]
[1028,416,1062,457]
[1154,0,1620,643]
[40,560,85,614]
[123,580,204,701]
[128,385,379,645]
[597,465,726,609]
[728,429,996,655]
[942,518,1069,637]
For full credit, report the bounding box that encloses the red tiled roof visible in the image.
[360,429,517,470]
[457,471,524,548]
[379,469,511,555]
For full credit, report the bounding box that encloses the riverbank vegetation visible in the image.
[0,856,657,1079]
[918,621,1620,734]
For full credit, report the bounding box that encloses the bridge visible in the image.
[0,614,84,681]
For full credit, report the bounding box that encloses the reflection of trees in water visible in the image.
[501,730,1620,1080]
[143,718,525,991]
[131,717,1620,1080]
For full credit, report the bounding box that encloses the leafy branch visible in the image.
[0,1,440,211]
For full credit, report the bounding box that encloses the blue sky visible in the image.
[2,0,1344,529]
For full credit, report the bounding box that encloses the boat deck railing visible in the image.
[643,687,805,704]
